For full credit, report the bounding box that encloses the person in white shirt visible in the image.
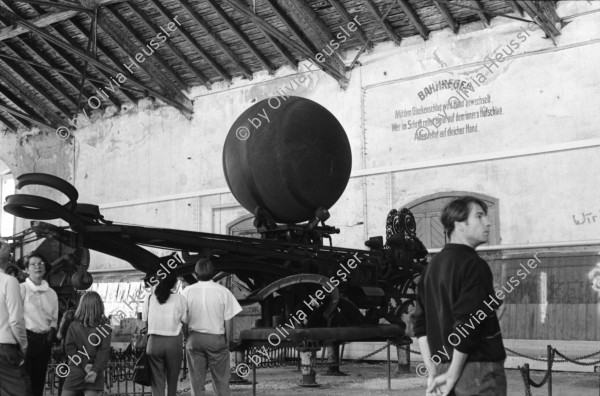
[0,239,32,396]
[142,274,187,396]
[182,259,242,396]
[20,253,59,396]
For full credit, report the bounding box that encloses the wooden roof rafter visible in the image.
[0,37,78,108]
[3,35,91,106]
[0,111,19,131]
[262,0,314,55]
[508,0,523,16]
[1,0,94,108]
[221,0,348,84]
[0,0,127,42]
[146,0,231,83]
[67,17,141,103]
[178,0,253,79]
[328,0,370,46]
[277,0,345,73]
[0,54,71,119]
[102,6,189,92]
[5,7,193,115]
[394,0,429,39]
[362,0,402,45]
[227,0,297,70]
[0,96,52,130]
[124,1,211,88]
[0,81,42,120]
[433,0,458,34]
[0,65,65,127]
[205,0,274,74]
[516,0,560,40]
[471,0,491,27]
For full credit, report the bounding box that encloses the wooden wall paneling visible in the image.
[515,303,526,339]
[564,303,573,340]
[596,304,600,341]
[584,303,595,341]
[524,303,532,339]
[546,303,555,340]
[578,304,587,341]
[555,304,565,340]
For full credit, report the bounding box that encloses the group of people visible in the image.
[0,241,112,396]
[141,258,242,396]
[0,244,242,396]
[0,241,61,396]
[1,195,507,396]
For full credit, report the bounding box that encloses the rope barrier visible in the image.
[410,344,600,396]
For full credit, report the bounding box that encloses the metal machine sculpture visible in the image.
[3,97,427,381]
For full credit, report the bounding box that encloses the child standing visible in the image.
[62,291,112,396]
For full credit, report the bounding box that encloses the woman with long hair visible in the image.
[62,291,112,396]
[142,275,187,396]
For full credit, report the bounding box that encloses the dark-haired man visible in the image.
[182,258,242,396]
[0,239,33,396]
[412,196,506,396]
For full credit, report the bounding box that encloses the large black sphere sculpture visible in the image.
[223,96,352,224]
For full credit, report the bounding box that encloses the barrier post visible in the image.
[387,340,391,390]
[547,345,552,396]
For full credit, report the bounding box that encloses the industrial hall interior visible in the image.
[0,0,598,395]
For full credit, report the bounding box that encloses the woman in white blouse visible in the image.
[20,254,58,396]
[142,274,187,396]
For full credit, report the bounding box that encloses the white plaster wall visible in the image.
[0,130,73,236]
[16,1,599,271]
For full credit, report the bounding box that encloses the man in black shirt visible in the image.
[412,196,506,396]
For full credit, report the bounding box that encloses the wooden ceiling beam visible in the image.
[0,0,127,42]
[278,0,345,72]
[0,40,78,108]
[328,0,370,46]
[0,57,71,119]
[53,9,192,113]
[2,1,123,108]
[3,37,87,106]
[103,6,189,92]
[205,0,274,73]
[178,0,253,79]
[263,0,314,54]
[0,82,42,119]
[471,0,490,27]
[48,24,126,107]
[362,0,402,45]
[0,67,65,127]
[251,22,298,70]
[0,112,19,132]
[68,18,140,103]
[13,12,192,114]
[508,0,523,16]
[516,0,560,38]
[221,0,347,84]
[433,0,458,34]
[125,2,211,88]
[146,0,231,83]
[233,2,297,70]
[395,0,428,39]
[0,98,52,130]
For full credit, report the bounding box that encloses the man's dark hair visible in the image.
[441,196,488,239]
[194,258,215,281]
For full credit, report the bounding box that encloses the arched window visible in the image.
[403,192,500,249]
[227,214,261,239]
[0,165,14,237]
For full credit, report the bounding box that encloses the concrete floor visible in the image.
[172,363,600,396]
